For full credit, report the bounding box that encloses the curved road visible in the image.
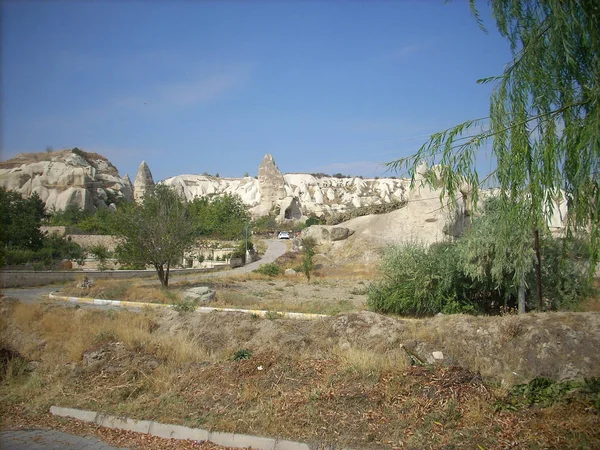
[2,239,288,303]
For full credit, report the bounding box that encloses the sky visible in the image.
[1,0,510,182]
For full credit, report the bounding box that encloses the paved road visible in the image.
[2,239,288,304]
[0,429,127,449]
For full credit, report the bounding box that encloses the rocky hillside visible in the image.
[163,153,411,220]
[0,148,133,212]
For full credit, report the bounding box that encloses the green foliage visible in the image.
[49,204,90,226]
[252,214,278,233]
[188,193,250,240]
[232,349,252,361]
[301,237,316,282]
[387,1,600,286]
[76,208,117,235]
[264,311,283,320]
[254,263,281,277]
[305,216,324,227]
[112,184,196,286]
[368,214,594,316]
[71,147,86,158]
[0,188,85,268]
[4,234,84,268]
[173,298,197,313]
[368,242,480,316]
[497,377,600,412]
[90,244,110,262]
[230,240,254,263]
[0,188,46,251]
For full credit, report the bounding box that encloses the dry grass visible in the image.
[61,278,183,304]
[2,302,599,449]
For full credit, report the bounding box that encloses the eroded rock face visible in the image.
[255,153,286,216]
[133,161,155,202]
[301,225,355,244]
[0,149,133,212]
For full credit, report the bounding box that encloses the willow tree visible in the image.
[388,0,599,312]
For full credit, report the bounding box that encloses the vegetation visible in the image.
[188,193,250,240]
[2,303,599,449]
[0,188,84,268]
[254,262,281,277]
[112,185,196,287]
[368,201,594,316]
[387,0,600,312]
[301,237,316,282]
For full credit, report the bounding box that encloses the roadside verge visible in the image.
[50,406,311,450]
[48,292,329,320]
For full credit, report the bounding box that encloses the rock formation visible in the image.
[133,161,155,202]
[254,154,287,216]
[0,148,133,212]
[164,154,411,221]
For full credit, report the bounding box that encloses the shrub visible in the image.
[254,263,281,277]
[368,233,594,317]
[301,237,316,282]
[232,349,252,361]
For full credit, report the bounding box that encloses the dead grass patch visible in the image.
[3,304,599,449]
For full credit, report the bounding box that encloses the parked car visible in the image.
[278,231,290,239]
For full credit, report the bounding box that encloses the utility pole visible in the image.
[244,223,250,272]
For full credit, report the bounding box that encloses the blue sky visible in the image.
[1,0,509,182]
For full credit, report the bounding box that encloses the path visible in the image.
[1,239,289,303]
[0,429,127,450]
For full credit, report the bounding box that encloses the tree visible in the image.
[388,1,600,312]
[188,193,250,239]
[0,188,46,251]
[301,237,316,282]
[112,184,196,287]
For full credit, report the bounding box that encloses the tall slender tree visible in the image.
[388,0,599,311]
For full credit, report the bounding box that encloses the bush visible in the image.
[367,242,479,316]
[254,263,281,277]
[368,233,595,317]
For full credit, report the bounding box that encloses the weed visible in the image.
[265,311,283,320]
[172,299,197,313]
[496,377,600,411]
[232,349,252,361]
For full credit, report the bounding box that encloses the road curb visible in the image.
[48,292,329,320]
[50,406,311,450]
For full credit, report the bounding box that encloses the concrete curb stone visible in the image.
[48,292,328,320]
[50,406,313,450]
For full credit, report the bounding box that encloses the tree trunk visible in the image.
[155,264,167,287]
[518,279,526,314]
[533,228,543,312]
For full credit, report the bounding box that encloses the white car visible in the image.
[278,231,290,239]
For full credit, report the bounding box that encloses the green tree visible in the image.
[0,188,46,251]
[89,244,111,270]
[50,204,90,226]
[188,193,250,239]
[112,184,196,286]
[301,237,316,282]
[388,1,600,312]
